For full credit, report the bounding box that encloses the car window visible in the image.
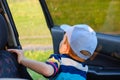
[6,0,53,79]
[7,0,53,50]
[46,0,120,34]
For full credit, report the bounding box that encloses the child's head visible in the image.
[60,24,97,61]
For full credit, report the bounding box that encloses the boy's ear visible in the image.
[63,37,69,50]
[65,37,71,53]
[59,35,69,53]
[62,35,71,52]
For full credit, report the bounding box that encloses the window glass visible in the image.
[46,0,120,34]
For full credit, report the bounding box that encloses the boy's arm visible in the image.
[7,49,54,77]
[21,58,54,77]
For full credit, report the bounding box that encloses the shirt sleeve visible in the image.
[45,54,61,77]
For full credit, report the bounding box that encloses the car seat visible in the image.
[0,14,32,79]
[0,14,8,50]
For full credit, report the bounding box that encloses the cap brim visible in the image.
[60,24,72,32]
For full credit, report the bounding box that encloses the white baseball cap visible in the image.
[60,24,97,60]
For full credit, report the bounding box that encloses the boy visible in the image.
[7,24,97,80]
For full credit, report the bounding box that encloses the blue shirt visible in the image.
[46,54,88,80]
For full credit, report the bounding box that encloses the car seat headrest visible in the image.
[0,14,8,49]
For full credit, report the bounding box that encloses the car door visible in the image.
[0,0,32,79]
[40,0,120,80]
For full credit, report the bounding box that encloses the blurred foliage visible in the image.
[7,0,52,47]
[46,0,120,34]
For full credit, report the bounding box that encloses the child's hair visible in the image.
[60,24,97,60]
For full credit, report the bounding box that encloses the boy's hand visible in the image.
[7,49,24,64]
